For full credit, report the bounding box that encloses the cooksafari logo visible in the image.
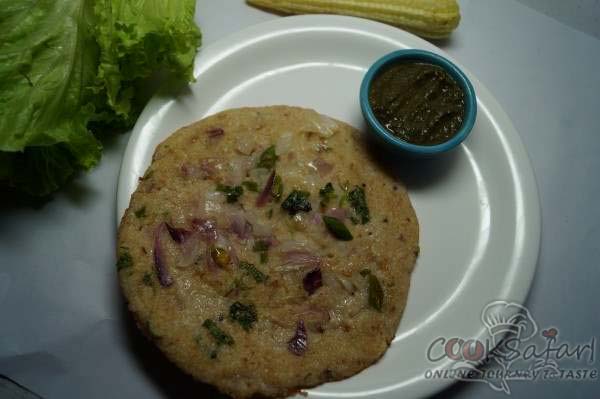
[425,301,597,394]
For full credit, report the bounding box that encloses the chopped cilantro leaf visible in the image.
[367,274,384,311]
[117,248,133,270]
[256,145,279,169]
[232,277,251,292]
[229,302,258,331]
[322,216,353,241]
[319,182,336,208]
[216,184,244,203]
[134,206,147,218]
[252,240,270,264]
[271,174,283,201]
[142,273,153,286]
[203,319,234,346]
[239,261,268,283]
[259,252,268,264]
[252,240,270,252]
[242,181,259,192]
[281,190,312,215]
[359,269,383,311]
[348,186,370,224]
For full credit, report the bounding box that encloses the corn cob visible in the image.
[247,0,460,39]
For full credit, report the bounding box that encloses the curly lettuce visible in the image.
[0,0,200,196]
[92,0,201,127]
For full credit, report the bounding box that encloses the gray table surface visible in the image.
[1,1,599,398]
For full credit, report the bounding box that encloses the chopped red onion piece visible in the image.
[153,224,173,287]
[256,170,275,207]
[235,137,255,155]
[180,158,220,179]
[179,234,203,267]
[251,217,273,237]
[206,127,224,138]
[336,275,356,293]
[165,223,190,244]
[229,246,240,267]
[325,207,349,220]
[281,250,322,268]
[180,164,192,177]
[200,159,219,178]
[299,307,331,331]
[303,268,322,295]
[192,219,218,243]
[312,157,334,177]
[205,245,219,271]
[229,156,254,186]
[230,214,253,240]
[309,212,322,225]
[288,320,308,356]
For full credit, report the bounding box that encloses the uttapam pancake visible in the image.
[117,106,419,398]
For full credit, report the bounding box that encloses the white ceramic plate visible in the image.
[117,15,540,399]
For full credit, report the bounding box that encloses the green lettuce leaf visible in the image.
[0,0,200,196]
[0,0,102,196]
[91,0,201,127]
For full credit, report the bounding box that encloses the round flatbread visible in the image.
[117,106,419,398]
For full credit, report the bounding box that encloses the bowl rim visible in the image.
[360,49,477,154]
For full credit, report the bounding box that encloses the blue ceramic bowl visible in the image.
[360,49,477,156]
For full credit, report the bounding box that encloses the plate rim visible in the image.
[116,14,541,398]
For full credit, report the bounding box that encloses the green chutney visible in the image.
[368,62,465,146]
